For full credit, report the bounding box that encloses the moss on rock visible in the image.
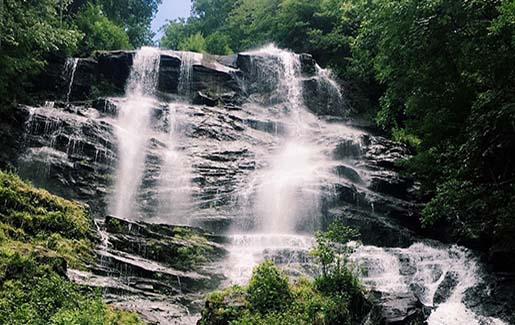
[0,170,143,324]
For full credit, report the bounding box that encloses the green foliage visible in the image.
[0,170,143,324]
[200,262,358,325]
[0,0,81,104]
[309,222,362,304]
[392,128,421,149]
[0,259,143,325]
[347,0,515,249]
[247,260,292,313]
[179,32,207,53]
[97,0,161,47]
[160,19,189,50]
[201,225,363,324]
[311,222,359,277]
[205,32,234,55]
[75,4,131,56]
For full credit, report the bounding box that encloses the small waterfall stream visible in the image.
[177,51,203,98]
[64,58,78,103]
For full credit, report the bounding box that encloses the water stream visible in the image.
[64,58,78,103]
[110,47,161,219]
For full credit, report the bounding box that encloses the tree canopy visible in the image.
[0,0,160,105]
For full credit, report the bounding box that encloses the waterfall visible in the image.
[156,102,194,224]
[110,47,161,219]
[223,45,338,286]
[351,243,507,325]
[241,45,331,234]
[178,51,203,98]
[64,58,78,103]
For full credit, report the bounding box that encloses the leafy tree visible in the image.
[75,4,131,56]
[96,0,162,47]
[205,31,233,55]
[178,32,207,53]
[247,260,292,314]
[190,0,237,36]
[0,0,81,105]
[225,0,281,50]
[350,0,515,251]
[160,19,189,50]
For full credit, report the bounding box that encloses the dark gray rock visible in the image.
[365,291,428,325]
[489,241,515,273]
[433,271,459,305]
[157,53,181,94]
[326,207,417,248]
[95,51,134,93]
[299,53,316,76]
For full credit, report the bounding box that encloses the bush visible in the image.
[200,259,363,324]
[247,260,292,313]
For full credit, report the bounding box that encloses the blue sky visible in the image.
[151,0,192,40]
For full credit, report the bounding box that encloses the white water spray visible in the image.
[156,102,194,224]
[111,47,161,219]
[351,243,507,325]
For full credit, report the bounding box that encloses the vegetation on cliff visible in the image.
[0,171,143,324]
[199,222,365,324]
[0,0,161,105]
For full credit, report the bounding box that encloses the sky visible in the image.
[151,0,192,40]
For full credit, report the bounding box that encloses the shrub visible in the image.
[247,260,292,314]
[0,170,142,324]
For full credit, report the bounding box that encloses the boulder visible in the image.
[433,271,459,305]
[364,291,428,325]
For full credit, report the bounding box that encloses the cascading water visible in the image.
[110,47,161,219]
[177,51,203,99]
[351,243,507,325]
[241,45,332,234]
[219,45,507,325]
[155,102,194,224]
[64,58,78,103]
[225,45,343,284]
[17,43,510,323]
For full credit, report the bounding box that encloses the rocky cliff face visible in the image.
[1,49,419,236]
[0,48,511,324]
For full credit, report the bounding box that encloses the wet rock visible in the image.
[70,216,227,322]
[333,138,363,159]
[364,291,428,325]
[299,53,316,76]
[157,52,181,94]
[95,51,133,93]
[192,63,241,100]
[326,207,417,248]
[433,271,459,305]
[464,274,515,324]
[302,77,347,117]
[334,164,364,184]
